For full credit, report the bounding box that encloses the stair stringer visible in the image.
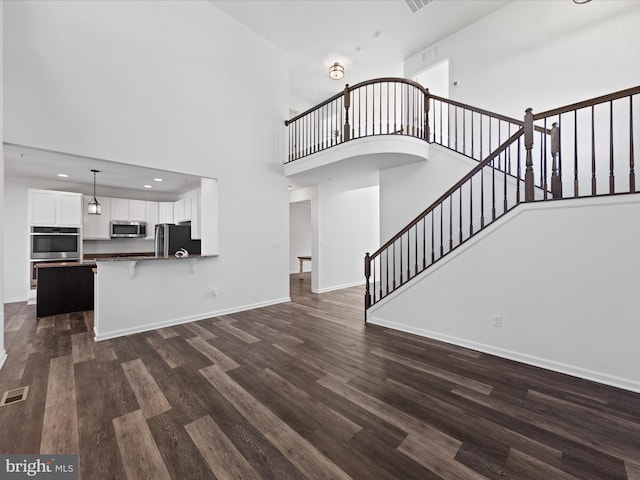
[367,193,640,393]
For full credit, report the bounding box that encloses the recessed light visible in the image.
[57,173,69,178]
[144,185,152,189]
[153,178,163,182]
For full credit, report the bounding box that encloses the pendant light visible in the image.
[88,169,102,215]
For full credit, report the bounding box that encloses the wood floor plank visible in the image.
[627,461,640,480]
[183,322,217,340]
[155,326,179,339]
[261,367,362,441]
[214,318,261,344]
[40,355,79,454]
[505,448,581,480]
[72,332,95,364]
[112,409,172,480]
[146,335,185,368]
[317,373,459,450]
[185,414,262,480]
[265,421,353,480]
[121,358,171,419]
[74,359,126,480]
[371,347,493,394]
[399,433,489,480]
[5,313,26,332]
[199,364,282,433]
[186,336,240,371]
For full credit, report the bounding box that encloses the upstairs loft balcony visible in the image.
[283,78,432,188]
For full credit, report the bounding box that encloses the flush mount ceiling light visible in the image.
[329,62,344,80]
[88,169,102,215]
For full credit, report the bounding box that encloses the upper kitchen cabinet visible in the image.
[111,198,147,222]
[146,201,159,239]
[158,202,174,224]
[173,198,190,224]
[29,189,83,226]
[83,195,111,240]
[190,194,201,239]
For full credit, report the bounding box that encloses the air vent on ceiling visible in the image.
[405,0,435,14]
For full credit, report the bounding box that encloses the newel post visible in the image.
[424,88,431,142]
[524,108,535,202]
[343,84,351,142]
[364,252,371,318]
[550,122,562,198]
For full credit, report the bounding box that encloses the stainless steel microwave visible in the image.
[110,221,147,238]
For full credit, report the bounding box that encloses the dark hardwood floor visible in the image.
[1,273,639,479]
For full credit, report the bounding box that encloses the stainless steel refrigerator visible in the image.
[154,224,201,257]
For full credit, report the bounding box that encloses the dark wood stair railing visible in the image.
[284,77,545,169]
[365,85,640,315]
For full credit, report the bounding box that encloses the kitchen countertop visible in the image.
[94,254,218,262]
[35,260,96,269]
[35,254,218,269]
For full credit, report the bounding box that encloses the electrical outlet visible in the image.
[493,315,502,327]
[212,288,219,298]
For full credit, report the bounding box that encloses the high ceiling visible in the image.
[210,0,510,105]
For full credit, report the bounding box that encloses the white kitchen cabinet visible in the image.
[173,198,190,224]
[158,202,174,224]
[146,201,159,239]
[129,200,147,222]
[110,198,129,221]
[83,195,111,239]
[190,194,201,239]
[29,189,82,226]
[111,198,146,222]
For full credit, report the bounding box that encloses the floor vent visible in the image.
[0,386,29,407]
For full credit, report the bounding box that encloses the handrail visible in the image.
[371,128,524,257]
[533,85,640,120]
[285,77,425,126]
[283,77,543,164]
[365,85,639,312]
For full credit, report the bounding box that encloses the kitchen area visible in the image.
[6,144,220,340]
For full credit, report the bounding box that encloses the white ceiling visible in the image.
[4,144,202,196]
[210,0,510,105]
[3,0,510,193]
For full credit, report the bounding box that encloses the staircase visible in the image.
[284,81,640,314]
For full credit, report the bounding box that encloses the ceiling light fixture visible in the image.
[57,173,69,178]
[144,185,152,189]
[88,169,102,215]
[153,178,163,182]
[329,62,344,80]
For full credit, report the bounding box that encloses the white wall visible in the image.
[289,201,312,274]
[315,185,379,293]
[405,1,640,117]
[0,1,6,369]
[379,144,476,241]
[369,194,640,393]
[4,1,290,315]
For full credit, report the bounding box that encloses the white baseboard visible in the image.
[368,317,640,394]
[312,280,364,294]
[4,297,28,304]
[94,297,291,342]
[0,350,7,372]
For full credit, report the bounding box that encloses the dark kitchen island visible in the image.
[35,261,96,318]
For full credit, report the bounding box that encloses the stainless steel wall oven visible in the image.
[30,226,81,260]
